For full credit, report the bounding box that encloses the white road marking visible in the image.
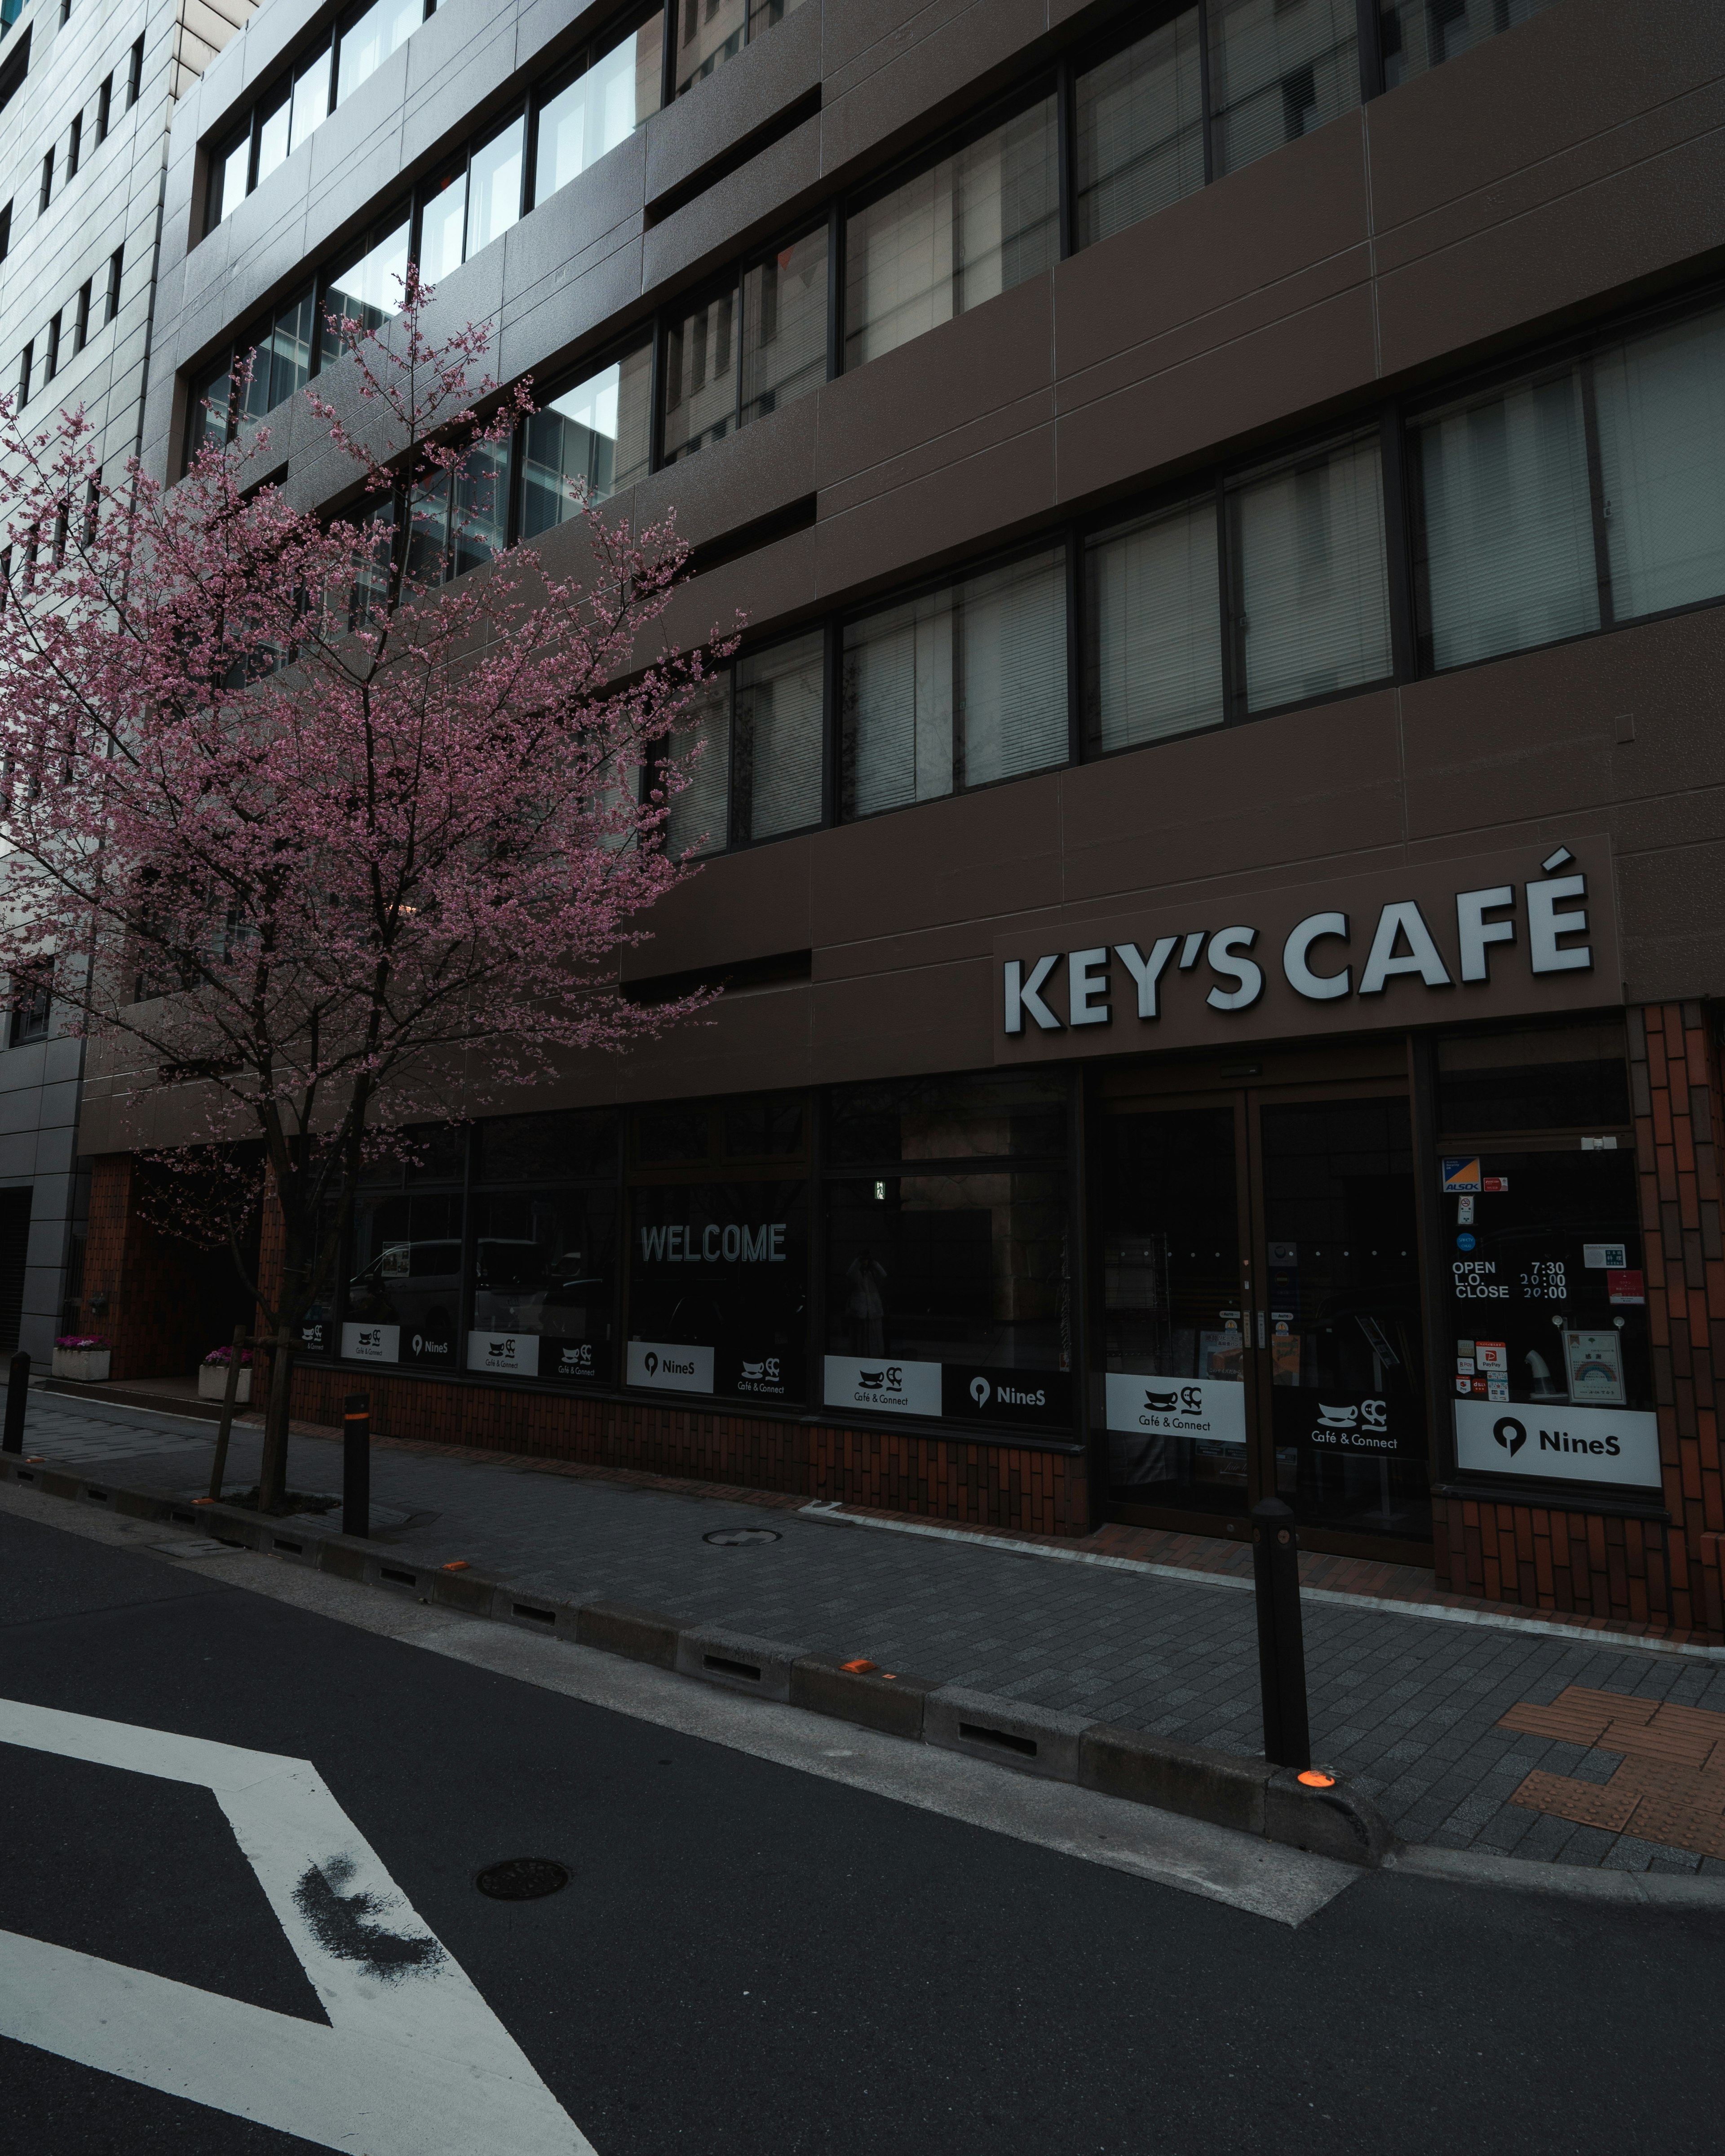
[0,1697,593,2154]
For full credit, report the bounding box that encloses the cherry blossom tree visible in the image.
[0,271,728,1511]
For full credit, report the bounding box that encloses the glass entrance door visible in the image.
[1096,1085,1433,1553]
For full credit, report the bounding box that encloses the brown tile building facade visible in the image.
[69,0,1725,1635]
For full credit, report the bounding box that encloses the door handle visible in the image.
[1256,1309,1265,1350]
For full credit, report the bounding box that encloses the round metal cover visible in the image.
[474,1858,569,1901]
[703,1526,781,1547]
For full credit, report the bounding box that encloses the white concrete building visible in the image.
[0,0,251,1359]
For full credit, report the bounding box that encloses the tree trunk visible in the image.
[256,1329,297,1513]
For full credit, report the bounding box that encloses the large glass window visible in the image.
[662,631,825,856]
[1413,302,1725,671]
[344,1192,462,1369]
[289,48,333,157]
[1380,0,1559,88]
[322,216,410,348]
[628,1180,808,1402]
[841,547,1067,819]
[844,99,1060,371]
[520,338,655,532]
[255,88,292,188]
[1087,496,1222,751]
[823,1073,1072,1431]
[466,117,526,258]
[535,12,664,204]
[337,0,424,108]
[1414,371,1596,672]
[675,0,806,99]
[1206,0,1358,178]
[469,1189,618,1384]
[662,225,828,464]
[1074,8,1205,249]
[1229,432,1391,713]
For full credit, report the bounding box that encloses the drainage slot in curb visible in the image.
[16,1471,34,1483]
[171,1509,197,1524]
[272,1537,304,1554]
[703,1653,762,1681]
[216,1536,245,1548]
[85,1489,109,1503]
[380,1567,416,1586]
[513,1603,555,1625]
[475,1857,569,1901]
[958,1722,1038,1758]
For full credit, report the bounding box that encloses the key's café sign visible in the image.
[995,841,1620,1059]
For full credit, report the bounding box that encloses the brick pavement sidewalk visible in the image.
[14,1388,1725,1877]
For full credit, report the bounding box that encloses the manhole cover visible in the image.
[474,1858,569,1901]
[703,1527,781,1547]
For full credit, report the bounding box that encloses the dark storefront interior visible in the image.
[298,1012,1651,1564]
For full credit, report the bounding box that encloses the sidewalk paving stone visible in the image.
[11,1390,1725,1873]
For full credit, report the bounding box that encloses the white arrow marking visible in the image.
[0,1697,595,2154]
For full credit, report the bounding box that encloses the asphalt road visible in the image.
[1,1503,1720,2156]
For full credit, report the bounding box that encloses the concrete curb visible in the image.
[0,1456,1393,1864]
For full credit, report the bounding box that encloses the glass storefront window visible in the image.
[1258,1098,1429,1541]
[469,1188,617,1384]
[1437,1024,1631,1135]
[476,1109,619,1183]
[1440,1149,1658,1493]
[824,1171,1070,1426]
[827,1071,1067,1167]
[345,1192,462,1368]
[627,1180,807,1403]
[1098,1107,1247,1515]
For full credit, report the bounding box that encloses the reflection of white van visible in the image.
[357,1239,462,1289]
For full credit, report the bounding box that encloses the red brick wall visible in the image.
[287,1360,1090,1535]
[1433,1003,1725,1640]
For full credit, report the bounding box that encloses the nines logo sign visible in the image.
[1454,1396,1661,1490]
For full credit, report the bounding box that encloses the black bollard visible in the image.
[342,1392,371,1541]
[1252,1496,1311,1770]
[2,1350,28,1454]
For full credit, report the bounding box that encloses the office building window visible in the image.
[290,45,334,154]
[1087,496,1224,753]
[336,0,426,107]
[233,288,317,425]
[322,215,411,349]
[405,437,513,586]
[209,126,249,227]
[186,354,233,463]
[9,976,51,1046]
[43,310,60,383]
[416,113,525,284]
[663,629,825,857]
[73,278,91,353]
[0,202,10,262]
[661,224,827,463]
[520,339,654,533]
[1414,301,1725,670]
[17,340,32,408]
[534,9,664,205]
[66,111,81,179]
[104,245,122,322]
[674,0,807,98]
[845,98,1059,371]
[1074,8,1205,248]
[841,545,1067,820]
[96,74,111,143]
[1227,432,1392,713]
[126,34,143,107]
[1380,0,1559,88]
[1206,0,1358,178]
[40,146,53,211]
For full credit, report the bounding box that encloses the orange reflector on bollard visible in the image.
[840,1657,876,1674]
[192,1496,214,1505]
[1298,1769,1336,1788]
[442,1560,470,1571]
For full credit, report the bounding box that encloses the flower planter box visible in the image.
[198,1364,252,1404]
[53,1348,111,1383]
